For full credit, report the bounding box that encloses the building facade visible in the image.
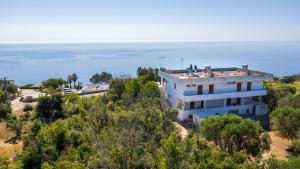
[158,65,273,124]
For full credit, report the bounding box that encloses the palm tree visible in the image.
[71,73,78,88]
[67,75,73,88]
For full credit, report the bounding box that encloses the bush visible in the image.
[261,133,271,151]
[0,90,10,104]
[24,104,34,112]
[36,93,64,123]
[292,139,300,155]
[200,115,267,156]
[0,103,11,119]
[270,107,300,140]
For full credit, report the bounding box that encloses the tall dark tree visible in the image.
[90,71,113,84]
[36,93,64,123]
[42,78,65,89]
[67,75,73,88]
[71,73,78,88]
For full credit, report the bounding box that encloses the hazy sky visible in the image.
[0,0,300,43]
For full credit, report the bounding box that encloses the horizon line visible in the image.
[0,40,300,45]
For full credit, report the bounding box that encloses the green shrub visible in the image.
[0,103,11,119]
[292,139,300,155]
[24,104,34,112]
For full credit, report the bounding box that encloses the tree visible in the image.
[42,78,65,89]
[23,104,33,112]
[137,67,159,81]
[0,90,9,104]
[109,78,128,99]
[261,133,271,151]
[157,133,183,169]
[201,115,268,156]
[270,107,300,140]
[277,93,300,109]
[71,73,78,88]
[6,84,18,94]
[90,71,113,84]
[67,75,73,88]
[90,74,101,84]
[125,78,142,97]
[264,82,297,111]
[140,81,160,98]
[0,90,10,119]
[36,93,64,123]
[6,115,23,139]
[0,103,11,119]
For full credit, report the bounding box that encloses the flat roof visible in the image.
[160,67,272,80]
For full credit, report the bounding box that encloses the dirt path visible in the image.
[263,131,292,160]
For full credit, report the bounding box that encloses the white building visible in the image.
[158,65,273,124]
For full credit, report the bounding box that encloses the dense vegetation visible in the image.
[0,79,17,120]
[266,74,300,155]
[1,71,300,169]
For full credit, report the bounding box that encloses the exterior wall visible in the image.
[183,80,264,96]
[159,70,271,122]
[181,90,267,102]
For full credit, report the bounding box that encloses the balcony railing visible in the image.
[181,90,267,102]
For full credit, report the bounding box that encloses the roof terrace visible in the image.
[159,65,273,80]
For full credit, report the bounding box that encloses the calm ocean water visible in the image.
[0,42,299,85]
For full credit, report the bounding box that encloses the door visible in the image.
[237,98,241,105]
[190,101,195,109]
[200,101,204,108]
[227,98,231,106]
[197,85,203,95]
[247,82,252,91]
[209,84,214,94]
[237,82,241,92]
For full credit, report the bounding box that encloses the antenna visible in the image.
[180,58,183,70]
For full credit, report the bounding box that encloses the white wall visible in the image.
[183,80,264,96]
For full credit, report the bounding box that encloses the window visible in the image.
[190,101,195,109]
[247,82,252,91]
[174,83,176,89]
[237,82,241,92]
[200,101,204,108]
[197,85,203,95]
[227,98,232,106]
[237,98,241,105]
[209,84,214,94]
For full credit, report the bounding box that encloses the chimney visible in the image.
[242,64,250,75]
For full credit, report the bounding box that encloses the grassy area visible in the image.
[0,122,15,141]
[0,122,22,161]
[263,131,292,160]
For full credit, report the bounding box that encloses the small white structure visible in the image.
[79,83,109,94]
[158,64,273,124]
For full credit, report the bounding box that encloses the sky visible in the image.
[0,0,300,43]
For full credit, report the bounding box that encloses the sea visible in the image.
[0,41,299,85]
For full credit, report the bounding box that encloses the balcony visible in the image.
[181,90,267,102]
